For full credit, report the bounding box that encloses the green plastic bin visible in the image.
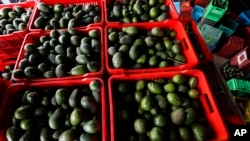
[227,78,250,97]
[203,0,228,22]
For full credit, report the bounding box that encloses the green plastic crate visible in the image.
[203,0,228,22]
[227,78,250,96]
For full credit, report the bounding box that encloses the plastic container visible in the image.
[174,1,181,14]
[178,1,193,19]
[181,19,213,63]
[229,47,247,67]
[218,19,239,38]
[200,24,223,51]
[194,0,211,7]
[12,27,104,82]
[203,0,228,22]
[29,0,104,32]
[104,0,179,24]
[105,20,199,75]
[237,47,250,72]
[227,78,250,97]
[0,78,107,141]
[108,70,229,141]
[217,36,244,59]
[0,0,36,60]
[198,16,217,27]
[192,5,205,22]
[239,10,250,26]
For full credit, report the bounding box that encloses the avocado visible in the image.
[6,126,22,141]
[112,52,125,68]
[26,91,41,104]
[48,108,64,129]
[81,95,98,113]
[191,123,207,141]
[70,108,84,126]
[55,88,69,106]
[14,105,33,120]
[170,108,186,125]
[19,131,34,141]
[147,82,163,94]
[69,88,82,107]
[89,80,101,92]
[79,133,99,141]
[37,2,51,14]
[70,65,87,75]
[55,64,67,77]
[40,127,51,141]
[58,129,74,141]
[83,118,101,134]
[87,61,100,72]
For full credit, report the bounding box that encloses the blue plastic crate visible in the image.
[239,10,250,26]
[192,5,205,22]
[174,2,181,15]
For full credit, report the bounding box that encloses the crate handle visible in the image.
[238,51,247,65]
[203,93,214,114]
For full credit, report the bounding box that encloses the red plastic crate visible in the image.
[240,27,250,47]
[105,20,199,75]
[194,0,210,7]
[0,78,11,111]
[108,70,229,141]
[179,1,193,19]
[217,36,244,59]
[104,0,179,24]
[29,0,104,32]
[0,78,107,141]
[238,47,250,72]
[0,1,36,60]
[229,47,250,69]
[181,19,213,63]
[12,27,104,82]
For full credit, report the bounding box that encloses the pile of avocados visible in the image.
[6,80,102,141]
[0,6,33,34]
[107,0,170,23]
[108,26,187,69]
[0,63,14,81]
[13,28,101,79]
[112,74,213,141]
[33,2,101,30]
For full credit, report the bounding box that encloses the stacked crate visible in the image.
[104,0,228,141]
[0,0,108,141]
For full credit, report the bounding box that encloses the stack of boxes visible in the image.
[182,0,250,124]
